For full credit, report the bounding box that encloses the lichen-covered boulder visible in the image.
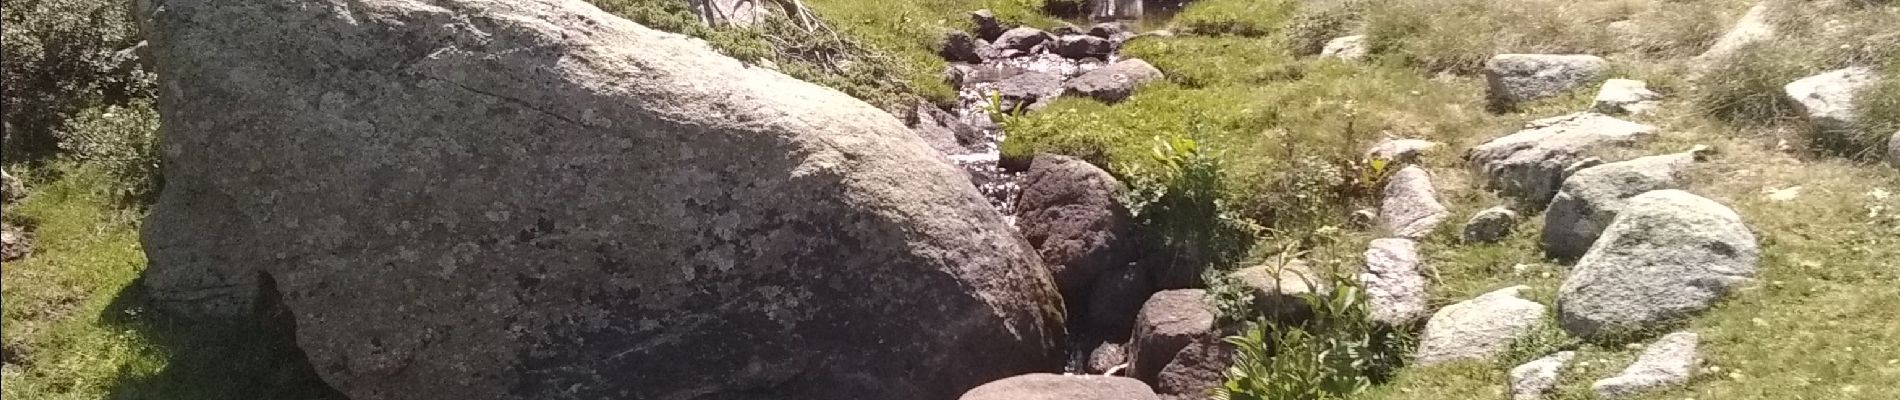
[1558,191,1758,338]
[139,1,1065,399]
[1543,151,1700,261]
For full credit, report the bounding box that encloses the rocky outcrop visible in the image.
[1462,206,1519,244]
[1785,67,1879,139]
[139,1,1065,399]
[1558,191,1758,338]
[1229,261,1327,322]
[1592,332,1700,399]
[1485,54,1609,109]
[1065,59,1163,103]
[1128,289,1214,384]
[1154,333,1235,400]
[1378,165,1450,239]
[1360,238,1428,325]
[1509,351,1576,400]
[1415,286,1547,366]
[1467,113,1657,209]
[1017,155,1136,318]
[1591,79,1661,115]
[1543,151,1700,261]
[1320,35,1368,61]
[959,374,1160,400]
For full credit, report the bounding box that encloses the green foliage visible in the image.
[1120,36,1302,88]
[1846,63,1900,160]
[1280,0,1364,56]
[1362,0,1613,73]
[1172,0,1301,37]
[1214,273,1413,400]
[53,100,162,206]
[1121,133,1261,282]
[1,0,155,161]
[1689,43,1811,127]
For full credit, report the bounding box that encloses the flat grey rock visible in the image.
[1785,67,1880,141]
[1591,79,1661,115]
[1065,58,1163,103]
[1467,112,1657,209]
[1360,238,1428,325]
[1558,190,1758,338]
[1592,332,1700,399]
[1416,286,1548,365]
[960,373,1161,400]
[1509,351,1576,400]
[1543,151,1699,260]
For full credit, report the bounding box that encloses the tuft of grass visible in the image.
[1361,0,1615,74]
[1,165,338,400]
[1170,0,1300,37]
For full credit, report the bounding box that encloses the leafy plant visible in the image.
[1213,273,1414,400]
[1120,129,1261,287]
[1,0,156,161]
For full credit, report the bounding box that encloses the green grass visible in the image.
[1,165,337,399]
[1170,0,1300,37]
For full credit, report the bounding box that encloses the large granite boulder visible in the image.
[1415,286,1547,366]
[1017,154,1136,317]
[1127,289,1214,384]
[138,1,1065,399]
[959,374,1160,400]
[1543,151,1700,261]
[1467,113,1657,209]
[1558,191,1758,338]
[1484,54,1609,109]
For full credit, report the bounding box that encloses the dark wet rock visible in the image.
[972,9,1006,41]
[941,30,985,64]
[995,27,1055,53]
[1089,261,1155,340]
[1017,155,1136,317]
[1154,333,1235,400]
[997,72,1066,112]
[139,1,1066,399]
[1090,22,1130,39]
[1053,35,1114,60]
[1127,289,1214,384]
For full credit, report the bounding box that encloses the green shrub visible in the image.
[1,0,155,161]
[54,100,162,206]
[1172,0,1301,37]
[1214,272,1413,400]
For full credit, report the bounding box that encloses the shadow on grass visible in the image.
[100,277,343,400]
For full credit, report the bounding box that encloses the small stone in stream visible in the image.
[1360,238,1428,325]
[1485,54,1610,110]
[1591,332,1700,399]
[940,30,984,63]
[959,373,1160,400]
[1415,286,1547,365]
[1054,35,1114,60]
[1089,22,1129,39]
[1320,35,1368,60]
[1051,22,1083,36]
[971,9,1006,41]
[1064,58,1163,103]
[1087,342,1129,375]
[1127,289,1214,384]
[994,27,1054,53]
[1510,351,1577,400]
[1378,165,1450,239]
[1591,79,1661,115]
[1366,138,1436,164]
[997,72,1066,112]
